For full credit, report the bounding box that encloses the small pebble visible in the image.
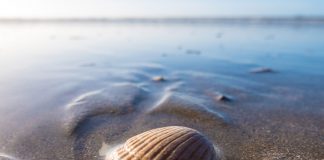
[216,32,223,38]
[250,67,274,73]
[215,94,231,102]
[80,62,96,67]
[161,53,168,57]
[186,50,201,55]
[152,76,165,82]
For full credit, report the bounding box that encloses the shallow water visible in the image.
[0,21,323,160]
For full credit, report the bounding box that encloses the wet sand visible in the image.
[0,21,323,160]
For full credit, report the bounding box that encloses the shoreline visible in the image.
[1,17,324,24]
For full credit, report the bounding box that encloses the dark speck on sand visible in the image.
[250,67,274,73]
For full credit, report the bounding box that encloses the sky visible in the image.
[0,0,324,18]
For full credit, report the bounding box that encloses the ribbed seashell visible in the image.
[107,126,219,160]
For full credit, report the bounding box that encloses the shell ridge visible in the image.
[126,128,174,152]
[177,135,204,159]
[127,131,153,145]
[127,127,170,146]
[121,153,134,160]
[126,131,156,144]
[152,131,196,160]
[167,134,201,160]
[128,127,184,154]
[117,147,132,159]
[187,137,208,159]
[141,129,191,159]
[132,131,184,159]
[201,147,213,160]
[125,128,186,159]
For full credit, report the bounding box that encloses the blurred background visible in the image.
[1,0,324,18]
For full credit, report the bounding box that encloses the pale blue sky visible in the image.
[0,0,323,18]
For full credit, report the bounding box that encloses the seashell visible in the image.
[107,126,219,160]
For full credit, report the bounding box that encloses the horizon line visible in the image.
[1,16,324,24]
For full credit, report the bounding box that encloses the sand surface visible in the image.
[0,21,323,160]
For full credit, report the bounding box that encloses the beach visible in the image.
[0,20,323,160]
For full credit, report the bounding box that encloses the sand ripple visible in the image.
[0,154,18,160]
[64,83,147,135]
[147,92,232,126]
